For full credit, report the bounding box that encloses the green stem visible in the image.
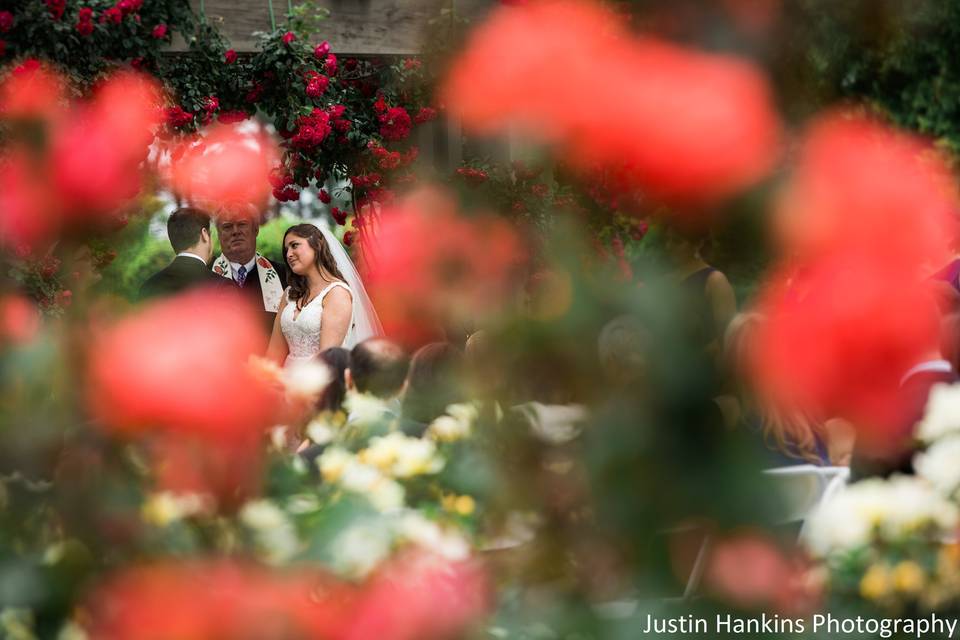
[287,0,293,17]
[199,0,205,20]
[268,0,276,31]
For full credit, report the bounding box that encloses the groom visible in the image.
[140,207,226,300]
[211,210,288,333]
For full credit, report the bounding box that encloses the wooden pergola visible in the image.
[174,0,492,54]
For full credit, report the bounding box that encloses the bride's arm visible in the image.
[267,293,289,364]
[319,287,353,350]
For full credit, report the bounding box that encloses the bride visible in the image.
[267,222,382,367]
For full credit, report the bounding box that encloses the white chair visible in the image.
[763,465,849,540]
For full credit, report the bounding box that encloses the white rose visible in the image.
[343,391,390,425]
[916,383,960,443]
[329,520,394,579]
[318,447,354,483]
[916,436,960,498]
[240,500,300,565]
[306,417,336,446]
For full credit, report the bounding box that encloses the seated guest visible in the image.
[722,312,838,466]
[317,347,350,414]
[400,342,465,435]
[344,338,409,424]
[139,207,225,299]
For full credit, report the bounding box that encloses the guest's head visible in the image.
[283,224,345,305]
[402,342,465,425]
[317,347,350,412]
[662,225,708,265]
[216,209,260,264]
[348,338,408,399]
[597,315,648,387]
[168,207,213,263]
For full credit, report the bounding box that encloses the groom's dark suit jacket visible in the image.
[139,255,227,301]
[217,258,288,334]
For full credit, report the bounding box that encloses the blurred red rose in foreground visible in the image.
[0,69,161,250]
[362,188,525,347]
[85,553,489,640]
[168,122,279,214]
[0,59,67,122]
[754,114,957,454]
[442,0,781,207]
[346,550,491,640]
[753,257,941,454]
[84,561,356,640]
[0,294,40,343]
[775,113,958,274]
[87,289,277,439]
[705,530,819,616]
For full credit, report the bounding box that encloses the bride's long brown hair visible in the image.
[283,224,345,309]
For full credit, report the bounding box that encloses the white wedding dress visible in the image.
[280,282,354,367]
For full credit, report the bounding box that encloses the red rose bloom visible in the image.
[324,53,338,76]
[0,11,13,32]
[379,107,412,141]
[403,58,422,71]
[225,49,237,64]
[318,188,331,204]
[314,41,330,59]
[45,0,65,20]
[281,31,296,45]
[116,0,142,15]
[151,23,167,38]
[331,207,347,225]
[100,6,122,24]
[305,75,329,98]
[76,14,94,35]
[203,96,219,112]
[343,230,354,246]
[165,105,193,128]
[373,95,387,113]
[414,107,437,124]
[217,110,248,124]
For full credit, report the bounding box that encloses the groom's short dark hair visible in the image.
[350,338,409,398]
[168,207,211,253]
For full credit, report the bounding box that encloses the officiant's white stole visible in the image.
[212,253,284,312]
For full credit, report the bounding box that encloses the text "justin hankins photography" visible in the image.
[641,613,959,637]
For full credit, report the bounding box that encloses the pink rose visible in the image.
[225,49,237,64]
[151,23,167,38]
[281,31,295,45]
[313,41,330,59]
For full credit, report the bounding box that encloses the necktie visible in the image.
[237,265,247,287]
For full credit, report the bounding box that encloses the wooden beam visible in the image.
[170,0,492,55]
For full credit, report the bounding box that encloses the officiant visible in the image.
[211,209,288,333]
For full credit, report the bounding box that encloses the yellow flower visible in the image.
[441,494,477,516]
[318,447,353,483]
[892,561,926,595]
[860,563,892,601]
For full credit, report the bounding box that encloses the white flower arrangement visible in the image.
[805,476,959,558]
[359,431,445,478]
[343,391,391,426]
[915,436,960,499]
[240,500,301,564]
[141,491,211,527]
[915,383,960,444]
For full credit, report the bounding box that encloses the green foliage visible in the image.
[255,215,300,265]
[97,199,173,301]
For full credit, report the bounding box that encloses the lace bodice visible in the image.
[280,282,352,366]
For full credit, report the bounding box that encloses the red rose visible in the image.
[331,207,347,225]
[45,0,65,20]
[151,23,167,38]
[373,95,387,114]
[305,75,328,98]
[379,107,412,141]
[328,104,346,118]
[217,110,248,124]
[100,6,122,24]
[0,11,13,32]
[403,58,422,71]
[414,107,437,124]
[324,53,338,76]
[117,0,142,15]
[203,96,219,112]
[76,16,94,35]
[88,290,278,440]
[165,105,193,128]
[225,49,237,64]
[318,188,331,204]
[314,41,330,59]
[78,7,93,21]
[281,31,296,45]
[343,230,354,246]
